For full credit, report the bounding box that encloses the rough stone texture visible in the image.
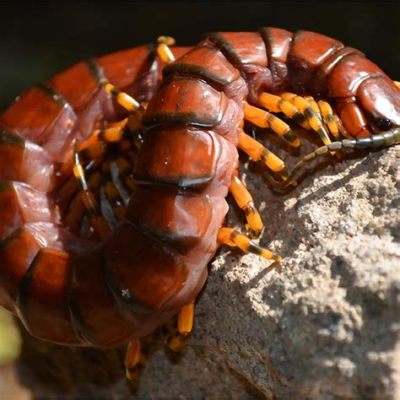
[196,145,400,399]
[8,144,400,399]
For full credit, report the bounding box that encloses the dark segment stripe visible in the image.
[248,242,264,257]
[144,111,219,127]
[164,63,231,88]
[35,82,68,107]
[85,58,106,85]
[259,27,272,61]
[0,129,25,147]
[206,32,243,67]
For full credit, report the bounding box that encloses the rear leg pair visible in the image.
[125,301,194,381]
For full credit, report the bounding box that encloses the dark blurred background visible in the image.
[1,2,400,112]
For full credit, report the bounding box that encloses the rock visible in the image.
[194,145,400,399]
[12,145,400,399]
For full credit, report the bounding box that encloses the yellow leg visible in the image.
[60,121,132,178]
[243,102,300,147]
[73,146,111,239]
[124,339,143,381]
[230,176,263,236]
[218,227,281,262]
[258,92,309,128]
[163,302,195,353]
[78,124,128,152]
[305,96,336,156]
[103,82,141,112]
[156,36,176,64]
[281,92,332,146]
[316,100,341,140]
[178,302,195,336]
[237,129,288,177]
[64,170,102,233]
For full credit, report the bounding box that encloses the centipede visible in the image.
[0,28,399,380]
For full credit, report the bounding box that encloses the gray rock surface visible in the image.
[193,145,400,399]
[12,144,400,399]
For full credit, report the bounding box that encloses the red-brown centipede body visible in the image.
[0,28,399,370]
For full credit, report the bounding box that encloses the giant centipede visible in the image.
[0,28,399,379]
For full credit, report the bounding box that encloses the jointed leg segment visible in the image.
[125,339,143,381]
[73,147,111,239]
[230,175,263,236]
[156,36,176,64]
[163,301,195,353]
[103,82,141,112]
[280,92,332,146]
[243,102,300,147]
[218,227,281,262]
[237,130,288,176]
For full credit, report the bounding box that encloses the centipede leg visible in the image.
[124,339,143,381]
[218,227,281,262]
[230,176,263,237]
[103,82,142,113]
[258,92,310,130]
[316,99,343,140]
[163,302,195,353]
[237,129,289,180]
[101,161,127,221]
[243,102,301,147]
[116,156,136,191]
[64,170,102,234]
[280,92,333,146]
[156,36,176,64]
[73,147,111,239]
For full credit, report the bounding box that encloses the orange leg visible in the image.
[218,227,281,262]
[124,339,143,381]
[230,175,263,237]
[163,301,195,353]
[243,101,300,147]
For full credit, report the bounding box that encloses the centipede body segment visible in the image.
[0,28,399,379]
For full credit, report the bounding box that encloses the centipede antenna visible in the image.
[156,36,176,64]
[282,128,400,187]
[243,102,301,147]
